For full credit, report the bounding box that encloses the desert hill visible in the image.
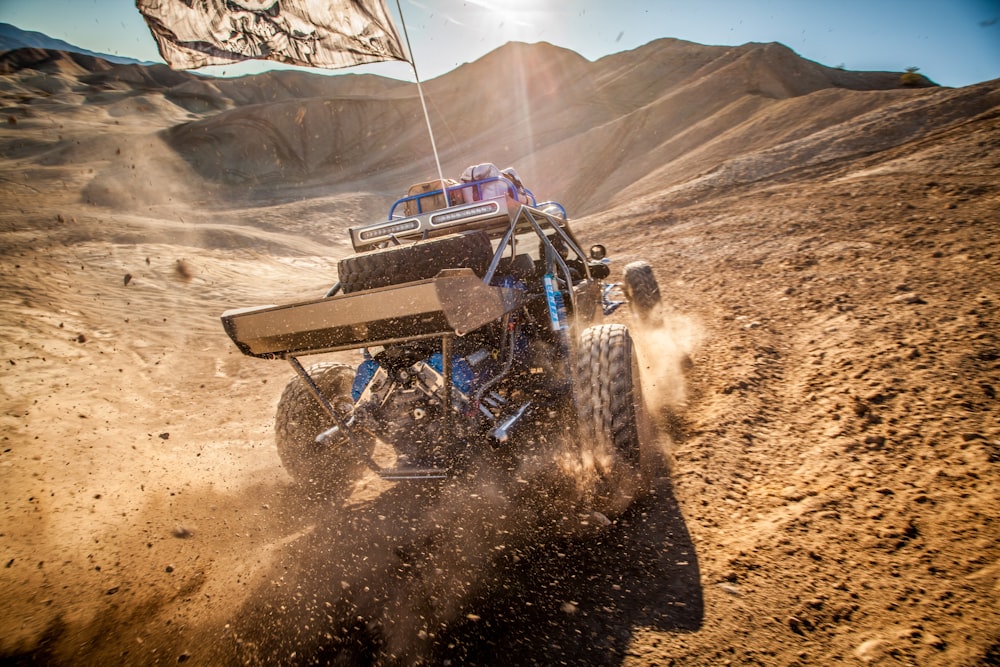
[0,22,147,66]
[0,35,998,666]
[166,39,942,210]
[1,39,946,216]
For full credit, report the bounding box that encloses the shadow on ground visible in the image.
[225,474,702,666]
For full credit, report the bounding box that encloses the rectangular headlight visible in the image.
[429,203,498,226]
[359,219,420,240]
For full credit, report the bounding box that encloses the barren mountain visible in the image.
[0,22,147,67]
[0,37,997,666]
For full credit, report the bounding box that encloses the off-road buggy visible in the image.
[222,170,663,512]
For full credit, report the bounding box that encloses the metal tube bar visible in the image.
[474,319,518,406]
[482,216,519,284]
[441,335,453,435]
[288,356,351,433]
[287,356,380,473]
[521,209,579,313]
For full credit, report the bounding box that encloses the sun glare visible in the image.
[463,0,548,35]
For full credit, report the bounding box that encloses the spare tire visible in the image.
[338,231,494,294]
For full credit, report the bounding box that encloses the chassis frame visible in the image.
[222,177,634,482]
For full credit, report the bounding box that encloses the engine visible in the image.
[352,344,499,465]
[348,306,569,465]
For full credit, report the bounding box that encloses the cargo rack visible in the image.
[349,176,567,252]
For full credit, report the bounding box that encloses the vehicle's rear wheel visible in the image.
[622,260,661,321]
[274,362,374,495]
[575,323,652,515]
[337,231,494,294]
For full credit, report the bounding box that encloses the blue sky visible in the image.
[1,0,998,87]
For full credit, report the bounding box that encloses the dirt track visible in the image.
[1,44,999,666]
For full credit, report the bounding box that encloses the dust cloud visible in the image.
[208,298,693,664]
[633,311,702,414]
[219,399,677,665]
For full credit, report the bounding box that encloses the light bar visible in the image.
[429,203,498,226]
[359,218,420,240]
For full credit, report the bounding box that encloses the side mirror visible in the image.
[589,244,607,260]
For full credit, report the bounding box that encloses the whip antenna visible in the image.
[395,0,447,194]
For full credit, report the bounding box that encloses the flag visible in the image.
[136,0,410,71]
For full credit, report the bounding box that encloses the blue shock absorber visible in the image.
[543,273,568,332]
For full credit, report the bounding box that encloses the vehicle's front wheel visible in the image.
[622,260,661,321]
[274,362,374,496]
[575,323,652,515]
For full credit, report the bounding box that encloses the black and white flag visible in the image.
[136,0,409,71]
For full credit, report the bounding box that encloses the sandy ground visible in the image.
[1,44,998,666]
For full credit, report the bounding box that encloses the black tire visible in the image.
[274,362,374,494]
[622,260,661,320]
[575,323,652,514]
[338,231,494,294]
